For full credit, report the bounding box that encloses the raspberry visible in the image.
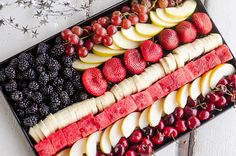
[5,67,15,79]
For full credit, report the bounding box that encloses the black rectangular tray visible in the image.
[0,0,235,155]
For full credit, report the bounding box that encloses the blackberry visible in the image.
[63,68,73,79]
[52,77,64,86]
[40,85,53,95]
[49,92,59,102]
[59,91,71,107]
[64,81,75,96]
[54,86,63,92]
[9,58,19,68]
[36,53,49,66]
[46,58,61,71]
[72,75,83,90]
[48,70,58,80]
[32,92,43,103]
[16,72,24,81]
[50,44,65,58]
[55,36,62,44]
[18,59,29,71]
[50,104,60,113]
[18,53,31,61]
[5,80,17,92]
[26,103,38,115]
[75,91,88,101]
[22,88,33,99]
[17,99,30,109]
[5,67,15,79]
[28,81,39,91]
[39,103,49,117]
[36,66,45,74]
[37,42,50,55]
[23,115,38,127]
[23,68,35,80]
[11,90,23,101]
[38,72,49,86]
[16,109,25,118]
[18,81,27,89]
[61,56,72,67]
[0,68,6,82]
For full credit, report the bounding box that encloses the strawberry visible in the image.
[140,40,163,63]
[102,58,126,83]
[192,12,212,35]
[82,68,107,96]
[176,21,197,44]
[124,49,146,74]
[158,29,179,51]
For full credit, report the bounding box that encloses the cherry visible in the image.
[131,3,140,13]
[128,13,139,25]
[137,144,152,155]
[175,120,187,133]
[187,97,197,107]
[65,45,75,56]
[228,82,236,91]
[102,36,113,47]
[128,145,139,152]
[197,110,210,121]
[187,116,200,130]
[92,34,103,44]
[163,127,178,138]
[205,93,220,103]
[215,96,227,108]
[111,15,122,26]
[121,19,132,29]
[125,150,137,156]
[68,34,79,45]
[121,6,131,13]
[129,129,143,143]
[96,151,106,156]
[184,106,198,118]
[151,132,164,145]
[142,127,155,138]
[77,47,88,58]
[114,144,125,156]
[107,25,118,36]
[141,137,153,148]
[215,85,227,96]
[227,95,236,104]
[156,119,165,131]
[84,39,94,51]
[174,107,184,119]
[139,13,149,23]
[206,103,215,112]
[92,23,102,32]
[163,114,175,126]
[61,29,73,40]
[217,78,229,86]
[119,137,129,149]
[71,26,83,37]
[168,0,176,7]
[227,75,236,83]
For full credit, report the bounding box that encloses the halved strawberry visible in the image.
[124,49,146,74]
[158,29,179,51]
[176,21,197,44]
[192,12,212,35]
[82,68,107,96]
[102,58,126,83]
[140,40,163,63]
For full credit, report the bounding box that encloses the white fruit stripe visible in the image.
[93,44,125,56]
[110,84,124,101]
[135,23,164,37]
[80,53,112,64]
[156,8,186,23]
[189,77,201,100]
[176,83,190,108]
[200,70,213,97]
[29,127,40,143]
[121,26,152,42]
[72,59,101,71]
[150,11,177,28]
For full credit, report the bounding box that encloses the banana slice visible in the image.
[54,109,73,129]
[33,124,45,140]
[210,33,223,46]
[95,96,103,112]
[165,53,177,72]
[184,43,196,60]
[139,73,152,89]
[173,46,190,62]
[133,75,146,92]
[67,106,78,123]
[127,77,138,94]
[201,36,215,53]
[173,53,185,68]
[160,58,171,74]
[191,39,205,57]
[118,79,133,97]
[29,127,40,143]
[43,116,56,134]
[46,114,58,132]
[100,91,116,109]
[38,120,51,138]
[152,63,166,79]
[111,84,124,101]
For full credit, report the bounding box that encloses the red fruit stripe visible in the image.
[76,114,98,137]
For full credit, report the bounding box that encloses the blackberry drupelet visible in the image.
[50,44,65,58]
[32,92,43,103]
[5,67,15,79]
[11,90,23,101]
[52,77,64,86]
[0,69,6,82]
[40,85,53,95]
[9,58,19,69]
[28,81,39,91]
[64,81,75,96]
[48,70,58,80]
[36,53,49,66]
[17,99,30,109]
[23,68,35,80]
[49,92,59,102]
[54,86,63,92]
[63,68,73,79]
[39,103,50,117]
[36,66,45,74]
[23,115,38,127]
[16,72,24,81]
[46,58,61,71]
[5,80,17,92]
[59,91,71,107]
[38,72,49,86]
[18,59,29,71]
[22,88,33,99]
[26,103,38,115]
[61,56,73,67]
[37,42,50,55]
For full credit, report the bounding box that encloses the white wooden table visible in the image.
[0,0,236,155]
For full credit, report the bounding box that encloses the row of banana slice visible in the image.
[29,33,223,143]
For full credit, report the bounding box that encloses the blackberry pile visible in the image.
[0,38,89,128]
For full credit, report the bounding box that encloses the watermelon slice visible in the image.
[132,90,154,110]
[185,61,202,78]
[215,45,233,63]
[171,68,188,89]
[62,123,82,146]
[146,82,165,101]
[202,50,221,70]
[76,114,98,137]
[158,74,176,95]
[35,139,56,156]
[48,129,67,153]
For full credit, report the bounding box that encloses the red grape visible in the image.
[68,34,79,45]
[98,16,110,27]
[78,47,88,58]
[121,19,132,29]
[121,6,131,13]
[61,29,73,40]
[112,11,122,17]
[107,25,118,35]
[139,13,149,23]
[138,5,148,14]
[128,13,139,25]
[111,15,122,26]
[92,34,103,44]
[96,27,107,37]
[77,38,84,47]
[91,20,98,26]
[131,4,140,12]
[83,26,92,36]
[102,35,113,46]
[141,0,152,8]
[92,23,102,32]
[65,45,75,56]
[71,26,83,37]
[84,39,94,50]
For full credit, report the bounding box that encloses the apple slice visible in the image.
[148,99,163,127]
[93,44,125,57]
[189,77,201,100]
[139,107,150,129]
[121,26,152,42]
[70,138,87,156]
[163,91,178,115]
[100,126,112,154]
[109,119,124,147]
[57,148,70,156]
[165,0,197,19]
[113,31,141,49]
[156,8,186,23]
[86,131,102,156]
[72,59,101,71]
[121,112,140,138]
[80,53,112,64]
[176,83,190,108]
[108,42,123,50]
[135,23,164,37]
[150,11,177,28]
[200,70,213,97]
[209,63,235,89]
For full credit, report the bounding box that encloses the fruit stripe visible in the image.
[29,33,223,142]
[34,45,233,155]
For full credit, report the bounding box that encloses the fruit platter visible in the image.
[0,0,236,155]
